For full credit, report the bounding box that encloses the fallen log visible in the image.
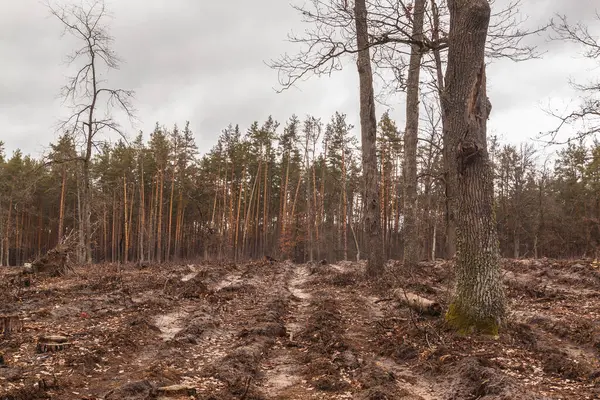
[393,289,442,316]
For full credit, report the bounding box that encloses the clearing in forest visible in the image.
[0,258,599,399]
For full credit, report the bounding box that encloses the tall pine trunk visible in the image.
[157,170,164,262]
[280,154,290,255]
[123,175,129,263]
[58,166,67,242]
[403,0,426,267]
[139,161,145,263]
[342,147,348,261]
[167,170,175,261]
[443,0,505,334]
[354,0,384,276]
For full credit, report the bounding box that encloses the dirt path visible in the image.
[258,263,331,399]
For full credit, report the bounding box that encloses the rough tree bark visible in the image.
[442,0,505,334]
[354,0,385,276]
[403,0,426,267]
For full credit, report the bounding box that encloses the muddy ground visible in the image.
[0,257,599,399]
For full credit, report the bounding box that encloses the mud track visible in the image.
[1,258,599,399]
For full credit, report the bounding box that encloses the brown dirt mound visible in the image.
[299,296,346,354]
[539,346,593,380]
[104,380,156,400]
[322,270,362,287]
[207,341,268,399]
[449,357,535,400]
[164,274,210,299]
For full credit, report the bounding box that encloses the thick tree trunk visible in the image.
[442,0,505,334]
[354,0,384,276]
[403,0,426,267]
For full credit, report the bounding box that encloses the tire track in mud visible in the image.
[179,262,294,398]
[258,263,326,399]
[118,263,273,395]
[120,265,251,393]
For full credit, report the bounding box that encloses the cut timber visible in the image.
[1,314,23,337]
[393,289,442,316]
[157,384,197,397]
[36,335,72,353]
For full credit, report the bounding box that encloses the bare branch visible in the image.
[268,0,548,96]
[540,12,600,143]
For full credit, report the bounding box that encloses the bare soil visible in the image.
[1,258,599,399]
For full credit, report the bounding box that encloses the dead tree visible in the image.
[442,0,505,334]
[46,0,135,264]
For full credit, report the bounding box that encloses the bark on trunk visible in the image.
[442,0,505,334]
[403,0,426,267]
[431,0,457,259]
[58,167,67,242]
[354,0,384,277]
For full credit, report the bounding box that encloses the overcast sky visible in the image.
[0,0,598,160]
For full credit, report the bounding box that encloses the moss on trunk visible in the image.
[445,303,500,336]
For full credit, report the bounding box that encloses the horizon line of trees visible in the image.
[0,112,599,266]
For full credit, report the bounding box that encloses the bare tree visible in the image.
[542,13,600,144]
[47,0,135,264]
[269,0,545,263]
[355,0,385,276]
[442,0,505,334]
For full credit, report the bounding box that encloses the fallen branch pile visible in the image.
[31,230,78,276]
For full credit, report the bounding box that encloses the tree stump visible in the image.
[36,335,71,353]
[1,314,23,337]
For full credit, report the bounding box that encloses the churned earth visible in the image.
[1,257,599,399]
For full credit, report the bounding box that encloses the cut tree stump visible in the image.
[157,384,197,397]
[36,335,72,353]
[1,314,23,337]
[393,289,442,316]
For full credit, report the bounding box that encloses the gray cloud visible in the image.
[0,0,598,158]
